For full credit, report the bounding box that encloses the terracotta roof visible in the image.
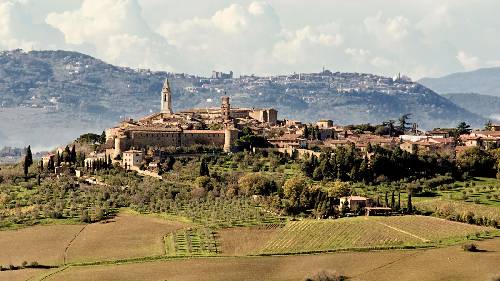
[472,131,500,137]
[124,150,142,153]
[427,129,451,134]
[341,195,368,201]
[419,137,454,144]
[269,134,302,141]
[183,130,225,134]
[125,126,182,132]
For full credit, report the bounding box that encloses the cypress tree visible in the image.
[25,145,33,167]
[64,146,71,163]
[56,151,61,167]
[398,191,401,210]
[22,145,33,179]
[391,191,395,208]
[70,145,77,163]
[23,156,30,179]
[199,158,210,177]
[302,126,310,139]
[100,131,106,144]
[315,126,321,140]
[407,187,413,213]
[47,157,54,171]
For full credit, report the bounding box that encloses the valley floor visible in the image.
[1,211,499,281]
[7,238,499,281]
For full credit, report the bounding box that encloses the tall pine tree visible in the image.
[199,158,210,177]
[23,145,33,179]
[70,145,77,164]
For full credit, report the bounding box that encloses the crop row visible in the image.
[165,227,218,256]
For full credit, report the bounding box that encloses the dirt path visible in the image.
[377,221,430,242]
[63,224,88,265]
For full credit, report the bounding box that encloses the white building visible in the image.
[122,150,144,170]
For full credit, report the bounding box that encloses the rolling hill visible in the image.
[443,93,500,122]
[0,49,487,149]
[419,67,500,97]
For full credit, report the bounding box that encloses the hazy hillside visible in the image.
[0,49,486,150]
[443,93,500,121]
[419,67,500,97]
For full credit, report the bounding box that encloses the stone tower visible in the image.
[161,79,173,114]
[224,128,238,153]
[221,95,230,121]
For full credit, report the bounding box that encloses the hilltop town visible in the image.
[60,79,499,177]
[0,50,487,151]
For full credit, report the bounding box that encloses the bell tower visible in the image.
[161,78,173,114]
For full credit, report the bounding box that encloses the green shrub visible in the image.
[462,243,478,252]
[305,270,347,281]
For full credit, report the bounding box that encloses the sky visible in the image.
[1,0,500,79]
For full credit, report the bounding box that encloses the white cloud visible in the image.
[456,50,480,71]
[156,1,282,74]
[370,56,393,68]
[1,0,500,79]
[345,48,371,64]
[272,24,343,66]
[416,4,452,35]
[45,0,176,71]
[0,0,66,50]
[364,13,411,43]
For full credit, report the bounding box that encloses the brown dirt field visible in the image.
[65,213,187,263]
[43,238,500,281]
[0,268,48,281]
[0,224,85,266]
[218,226,279,255]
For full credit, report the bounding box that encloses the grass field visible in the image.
[2,209,499,280]
[0,268,48,281]
[218,225,282,256]
[41,238,500,281]
[0,224,85,266]
[259,216,495,254]
[65,213,188,263]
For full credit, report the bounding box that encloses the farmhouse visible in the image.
[339,196,369,211]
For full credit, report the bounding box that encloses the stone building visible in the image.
[105,78,279,161]
[123,150,144,170]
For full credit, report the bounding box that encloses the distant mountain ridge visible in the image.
[419,67,500,97]
[0,49,487,149]
[443,93,500,122]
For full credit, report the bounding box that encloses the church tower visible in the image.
[161,79,173,114]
